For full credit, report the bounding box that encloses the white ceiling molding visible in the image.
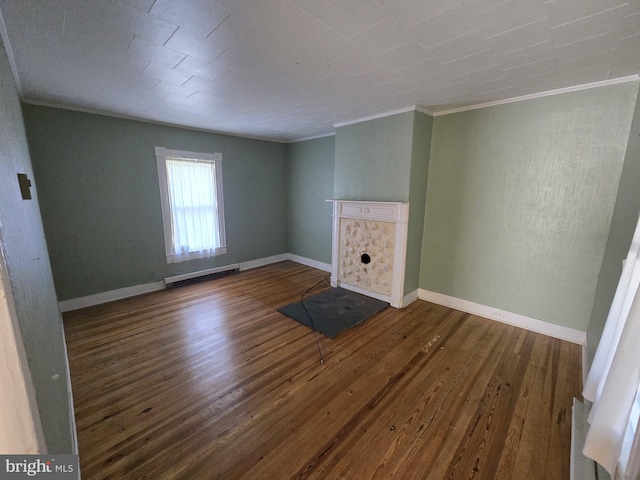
[333,106,419,129]
[432,75,640,116]
[415,106,435,117]
[287,132,336,143]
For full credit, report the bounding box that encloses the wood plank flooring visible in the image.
[63,261,582,479]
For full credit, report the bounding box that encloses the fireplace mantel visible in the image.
[327,200,409,308]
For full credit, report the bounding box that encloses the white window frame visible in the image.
[155,147,227,263]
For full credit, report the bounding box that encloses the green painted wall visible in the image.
[587,87,640,362]
[0,43,74,452]
[334,112,414,201]
[420,82,639,331]
[404,111,432,294]
[286,136,335,264]
[23,105,288,301]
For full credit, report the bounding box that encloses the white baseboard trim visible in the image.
[58,281,166,313]
[286,253,332,273]
[239,254,289,271]
[337,281,400,307]
[418,289,587,345]
[402,289,419,308]
[58,253,333,313]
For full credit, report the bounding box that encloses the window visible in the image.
[155,147,227,263]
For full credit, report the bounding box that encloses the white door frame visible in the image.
[0,238,45,453]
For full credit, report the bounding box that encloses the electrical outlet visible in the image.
[149,271,155,280]
[492,309,504,319]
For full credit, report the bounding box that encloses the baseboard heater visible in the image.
[164,263,240,287]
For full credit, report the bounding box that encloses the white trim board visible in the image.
[333,106,425,128]
[57,254,334,312]
[431,75,639,116]
[286,254,331,273]
[239,254,289,271]
[288,132,336,143]
[58,281,166,313]
[418,289,587,345]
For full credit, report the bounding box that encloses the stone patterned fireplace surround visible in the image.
[328,200,409,308]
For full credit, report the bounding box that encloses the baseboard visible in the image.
[58,281,166,312]
[286,253,332,273]
[238,254,289,271]
[58,253,333,313]
[418,289,587,345]
[401,289,419,308]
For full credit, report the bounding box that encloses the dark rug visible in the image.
[278,287,389,338]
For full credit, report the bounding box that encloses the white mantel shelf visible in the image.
[327,200,409,308]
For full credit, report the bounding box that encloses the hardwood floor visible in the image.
[63,261,582,479]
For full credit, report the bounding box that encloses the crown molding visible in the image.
[431,75,640,116]
[287,131,336,143]
[333,106,419,128]
[415,106,435,116]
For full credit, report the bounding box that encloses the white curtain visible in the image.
[583,213,640,479]
[165,158,222,262]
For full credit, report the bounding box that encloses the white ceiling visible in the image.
[1,0,639,142]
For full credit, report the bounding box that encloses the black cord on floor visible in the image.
[300,276,331,364]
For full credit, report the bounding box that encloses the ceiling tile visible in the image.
[504,56,557,80]
[399,57,447,83]
[181,75,225,95]
[120,0,155,12]
[615,32,640,55]
[152,82,196,97]
[375,41,432,70]
[142,62,193,86]
[406,5,476,47]
[444,50,499,75]
[90,28,136,54]
[105,1,178,45]
[546,0,628,28]
[164,28,227,62]
[551,5,626,46]
[376,0,461,27]
[127,37,187,68]
[351,19,412,56]
[483,19,553,54]
[554,31,621,63]
[316,0,389,37]
[164,93,201,107]
[621,12,640,38]
[559,64,613,85]
[89,49,149,74]
[557,49,616,75]
[471,0,549,38]
[496,40,555,70]
[611,51,640,77]
[257,2,329,45]
[461,0,510,17]
[427,30,490,62]
[149,0,228,37]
